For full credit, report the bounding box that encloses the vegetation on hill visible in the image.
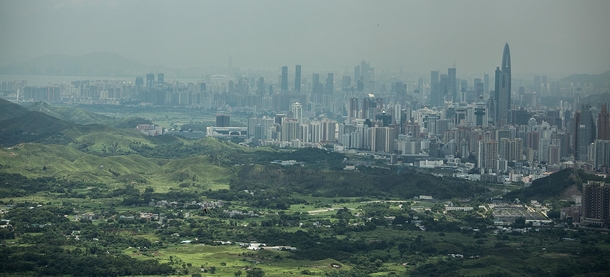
[29,102,109,124]
[129,139,345,169]
[0,100,152,147]
[1,246,173,276]
[0,143,230,191]
[28,102,151,128]
[0,111,73,146]
[504,168,605,201]
[0,173,94,197]
[0,98,29,121]
[229,165,486,201]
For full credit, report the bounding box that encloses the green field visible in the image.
[124,244,348,277]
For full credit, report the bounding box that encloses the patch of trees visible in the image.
[180,122,215,132]
[0,173,94,197]
[410,259,461,277]
[0,245,172,276]
[39,132,75,145]
[127,139,346,169]
[128,139,253,163]
[324,269,370,277]
[93,185,202,206]
[230,165,486,200]
[255,148,346,169]
[205,188,306,210]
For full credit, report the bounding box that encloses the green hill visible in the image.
[0,111,73,146]
[0,100,155,147]
[27,102,151,128]
[0,143,229,192]
[230,164,486,200]
[28,102,110,124]
[504,168,605,201]
[0,98,30,120]
[66,124,163,155]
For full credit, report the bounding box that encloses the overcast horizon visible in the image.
[1,0,610,77]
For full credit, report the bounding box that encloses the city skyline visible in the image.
[1,0,610,76]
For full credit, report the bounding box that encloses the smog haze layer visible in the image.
[1,0,610,76]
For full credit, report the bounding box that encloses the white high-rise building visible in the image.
[321,118,336,142]
[593,140,610,169]
[281,118,300,142]
[300,124,311,144]
[310,121,322,143]
[291,102,303,123]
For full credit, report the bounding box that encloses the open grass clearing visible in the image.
[126,244,348,276]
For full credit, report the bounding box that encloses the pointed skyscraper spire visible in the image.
[494,43,512,126]
[502,43,511,74]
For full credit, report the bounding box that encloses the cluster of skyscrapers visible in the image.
[3,43,608,179]
[241,43,610,180]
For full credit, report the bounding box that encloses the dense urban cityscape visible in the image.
[3,44,609,179]
[3,41,610,233]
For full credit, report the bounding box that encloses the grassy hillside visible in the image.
[0,111,72,134]
[0,100,152,147]
[28,102,109,124]
[28,102,151,128]
[0,98,30,120]
[67,124,168,155]
[0,143,229,192]
[0,111,73,146]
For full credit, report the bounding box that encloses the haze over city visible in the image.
[1,0,610,76]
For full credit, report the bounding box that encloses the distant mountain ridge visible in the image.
[558,70,610,88]
[0,99,152,146]
[1,52,151,76]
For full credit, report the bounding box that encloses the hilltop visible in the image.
[0,143,230,192]
[27,102,151,128]
[504,168,605,202]
[28,102,110,125]
[0,98,29,121]
[229,164,486,200]
[0,111,73,145]
[0,99,156,147]
[558,69,610,88]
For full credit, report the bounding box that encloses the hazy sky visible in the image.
[1,0,609,76]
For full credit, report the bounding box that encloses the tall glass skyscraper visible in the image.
[295,65,301,92]
[281,66,288,91]
[494,43,511,126]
